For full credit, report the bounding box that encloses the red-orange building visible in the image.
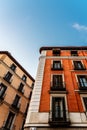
[24,46,87,130]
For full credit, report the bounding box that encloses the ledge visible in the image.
[49,90,68,94]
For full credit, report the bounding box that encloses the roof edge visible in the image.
[39,46,87,53]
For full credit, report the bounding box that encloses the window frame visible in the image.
[4,71,13,83]
[10,63,16,72]
[76,74,87,90]
[0,83,7,98]
[51,60,63,70]
[52,49,60,56]
[22,75,27,82]
[50,94,68,122]
[18,83,24,94]
[81,95,87,113]
[71,50,78,56]
[51,74,65,91]
[73,60,85,70]
[4,111,15,130]
[12,94,21,109]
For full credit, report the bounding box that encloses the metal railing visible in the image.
[50,82,66,91]
[49,110,70,123]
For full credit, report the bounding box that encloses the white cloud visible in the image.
[72,23,87,31]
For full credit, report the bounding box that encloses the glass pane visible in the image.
[5,112,15,129]
[79,76,87,87]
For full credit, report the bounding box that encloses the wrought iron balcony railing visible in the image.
[49,110,70,126]
[50,82,66,91]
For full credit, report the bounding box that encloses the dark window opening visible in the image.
[4,111,15,130]
[49,97,70,126]
[51,75,65,90]
[52,97,66,121]
[53,49,60,56]
[12,95,20,109]
[18,83,24,94]
[0,83,7,98]
[83,97,87,110]
[52,61,63,70]
[4,72,12,83]
[22,75,27,82]
[74,61,85,70]
[10,64,16,71]
[78,75,87,89]
[71,50,78,56]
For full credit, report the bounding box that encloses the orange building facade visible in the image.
[0,51,34,130]
[24,46,87,130]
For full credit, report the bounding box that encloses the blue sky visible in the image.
[0,0,87,78]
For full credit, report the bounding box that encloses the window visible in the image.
[77,75,87,89]
[10,63,16,71]
[83,97,87,110]
[18,83,24,94]
[49,97,70,125]
[52,61,63,70]
[71,50,78,56]
[4,111,15,130]
[12,95,20,109]
[52,97,66,121]
[73,61,85,70]
[0,83,7,98]
[53,49,60,56]
[4,71,12,83]
[51,75,65,90]
[22,75,27,82]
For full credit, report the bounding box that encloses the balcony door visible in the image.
[5,111,15,130]
[53,75,63,88]
[52,97,66,121]
[13,95,20,107]
[0,83,7,97]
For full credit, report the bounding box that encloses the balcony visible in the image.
[11,102,20,112]
[50,82,66,91]
[49,110,70,126]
